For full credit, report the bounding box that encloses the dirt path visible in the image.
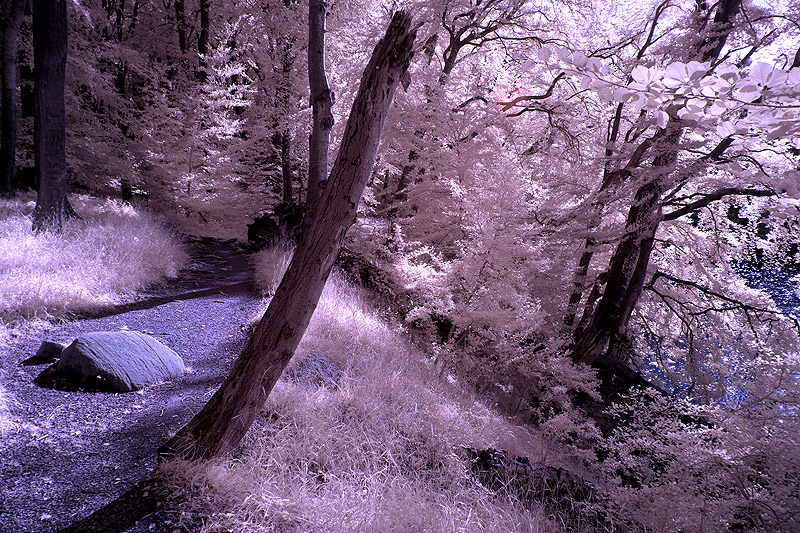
[0,238,264,533]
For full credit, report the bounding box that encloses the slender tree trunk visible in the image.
[32,0,69,232]
[129,0,139,34]
[277,40,293,204]
[305,0,333,217]
[198,0,209,56]
[115,0,125,41]
[160,11,417,461]
[174,0,187,54]
[196,0,209,80]
[0,0,24,196]
[280,130,292,203]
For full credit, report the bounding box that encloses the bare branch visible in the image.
[662,187,776,221]
[648,271,800,334]
[499,72,565,111]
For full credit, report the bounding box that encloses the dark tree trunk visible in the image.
[571,179,665,365]
[129,0,139,34]
[0,0,25,196]
[174,0,187,54]
[198,0,209,56]
[305,0,333,216]
[32,0,69,232]
[159,11,417,461]
[280,130,292,203]
[115,0,125,41]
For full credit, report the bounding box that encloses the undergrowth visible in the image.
[159,245,582,532]
[0,193,188,326]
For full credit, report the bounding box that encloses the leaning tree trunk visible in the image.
[32,0,70,232]
[0,0,25,196]
[571,178,665,365]
[160,11,417,461]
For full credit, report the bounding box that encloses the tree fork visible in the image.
[160,11,417,461]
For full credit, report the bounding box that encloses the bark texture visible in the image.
[305,0,333,216]
[0,0,25,196]
[160,11,417,461]
[32,0,70,232]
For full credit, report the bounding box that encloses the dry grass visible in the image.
[0,193,188,324]
[161,246,568,532]
[0,383,13,436]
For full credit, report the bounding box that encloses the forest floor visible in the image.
[0,237,264,533]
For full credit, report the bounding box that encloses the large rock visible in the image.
[56,331,185,392]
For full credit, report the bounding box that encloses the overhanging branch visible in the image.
[499,72,565,112]
[647,271,800,334]
[662,187,776,221]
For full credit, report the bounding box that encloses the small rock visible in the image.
[287,353,342,388]
[53,331,185,392]
[21,341,66,366]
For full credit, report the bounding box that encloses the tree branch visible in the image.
[662,187,776,221]
[499,72,565,111]
[648,271,800,334]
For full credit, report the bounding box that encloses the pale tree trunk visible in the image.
[32,0,70,232]
[569,0,741,366]
[160,11,417,461]
[305,0,333,217]
[0,0,25,196]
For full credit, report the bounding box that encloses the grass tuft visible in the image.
[0,193,188,324]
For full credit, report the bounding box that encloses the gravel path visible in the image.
[0,238,264,533]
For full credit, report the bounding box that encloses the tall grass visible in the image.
[0,193,188,324]
[161,246,565,532]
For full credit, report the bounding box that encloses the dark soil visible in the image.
[0,237,264,533]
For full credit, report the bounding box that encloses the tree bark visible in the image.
[32,0,69,232]
[571,178,665,365]
[305,0,333,217]
[0,0,24,196]
[160,11,417,461]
